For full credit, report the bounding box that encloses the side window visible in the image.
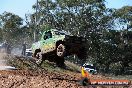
[54,31,66,35]
[43,31,52,40]
[54,31,60,35]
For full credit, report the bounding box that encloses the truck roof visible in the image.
[47,29,71,35]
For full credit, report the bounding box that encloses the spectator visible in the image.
[7,43,11,54]
[22,42,26,56]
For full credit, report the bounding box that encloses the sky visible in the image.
[105,0,132,8]
[0,0,36,19]
[0,0,132,19]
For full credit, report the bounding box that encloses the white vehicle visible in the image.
[83,63,97,74]
[26,48,32,57]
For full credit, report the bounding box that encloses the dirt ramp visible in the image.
[0,54,84,88]
[0,70,83,88]
[0,54,40,70]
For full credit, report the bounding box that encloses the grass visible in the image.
[2,53,80,75]
[40,60,81,74]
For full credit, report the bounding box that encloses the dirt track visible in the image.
[0,70,131,88]
[0,70,84,88]
[0,53,83,88]
[0,53,131,88]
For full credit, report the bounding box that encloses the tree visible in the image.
[114,6,132,30]
[30,0,132,74]
[32,0,115,63]
[0,12,23,44]
[32,0,113,34]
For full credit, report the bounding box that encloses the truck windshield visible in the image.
[54,30,71,35]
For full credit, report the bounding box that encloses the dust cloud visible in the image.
[0,53,16,70]
[0,53,7,66]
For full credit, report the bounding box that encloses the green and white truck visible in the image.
[31,29,87,66]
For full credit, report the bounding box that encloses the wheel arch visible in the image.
[33,48,41,57]
[56,40,65,47]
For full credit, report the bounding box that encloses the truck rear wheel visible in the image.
[77,47,87,65]
[56,56,65,68]
[33,49,43,65]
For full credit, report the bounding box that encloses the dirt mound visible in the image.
[0,70,83,88]
[0,53,83,88]
[0,53,39,70]
[0,53,131,88]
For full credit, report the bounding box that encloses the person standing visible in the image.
[7,43,11,54]
[22,42,26,56]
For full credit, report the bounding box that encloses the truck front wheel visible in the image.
[56,44,65,57]
[55,55,65,68]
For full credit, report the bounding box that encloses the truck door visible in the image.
[42,31,55,53]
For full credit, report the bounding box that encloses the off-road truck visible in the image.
[31,29,87,66]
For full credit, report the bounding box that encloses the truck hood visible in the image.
[31,41,41,52]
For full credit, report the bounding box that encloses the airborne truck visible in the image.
[31,29,87,66]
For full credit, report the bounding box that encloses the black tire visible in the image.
[33,49,43,65]
[55,55,65,68]
[56,44,65,57]
[33,49,41,57]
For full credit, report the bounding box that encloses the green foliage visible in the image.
[114,6,132,29]
[109,62,123,75]
[24,1,132,74]
[32,0,111,36]
[0,12,23,44]
[0,28,3,42]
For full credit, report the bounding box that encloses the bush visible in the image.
[109,62,123,75]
